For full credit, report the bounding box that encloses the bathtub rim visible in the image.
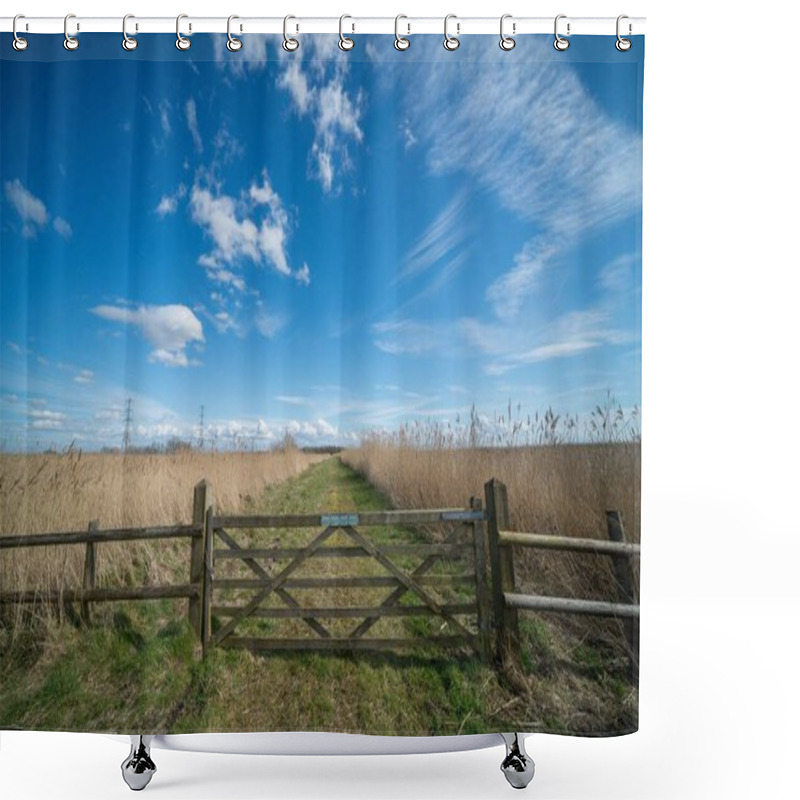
[105,731,516,756]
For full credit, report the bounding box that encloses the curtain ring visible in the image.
[339,14,354,51]
[63,13,79,51]
[227,15,243,51]
[12,15,28,51]
[122,14,138,51]
[283,15,299,51]
[499,14,515,51]
[616,14,632,51]
[554,14,570,51]
[443,14,460,51]
[394,15,410,51]
[176,14,191,50]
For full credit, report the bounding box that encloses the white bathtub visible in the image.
[114,731,535,790]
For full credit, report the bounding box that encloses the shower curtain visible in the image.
[0,28,643,738]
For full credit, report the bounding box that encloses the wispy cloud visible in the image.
[374,252,639,376]
[52,216,73,240]
[275,395,309,406]
[74,369,94,385]
[159,99,171,138]
[486,238,555,318]
[277,41,364,193]
[254,304,286,339]
[398,192,467,284]
[186,98,203,153]
[91,304,205,367]
[406,46,641,238]
[372,320,441,356]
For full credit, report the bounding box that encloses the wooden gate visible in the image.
[201,502,492,660]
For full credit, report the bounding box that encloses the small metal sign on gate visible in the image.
[320,513,360,527]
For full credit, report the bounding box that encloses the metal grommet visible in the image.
[339,14,354,51]
[554,14,570,51]
[12,14,28,51]
[499,13,515,51]
[283,15,299,51]
[122,14,138,50]
[394,14,410,51]
[176,14,191,50]
[443,14,460,51]
[63,13,79,50]
[616,14,632,51]
[227,15,242,51]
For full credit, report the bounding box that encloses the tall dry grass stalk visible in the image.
[0,449,322,607]
[343,425,640,647]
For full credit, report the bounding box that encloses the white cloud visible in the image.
[277,42,364,193]
[4,180,72,241]
[295,264,310,286]
[186,98,203,153]
[190,174,310,286]
[155,184,186,217]
[211,33,268,75]
[91,304,205,368]
[4,179,48,235]
[155,195,178,217]
[7,341,23,354]
[286,418,337,440]
[400,119,417,150]
[74,369,94,384]
[28,409,67,430]
[254,307,286,339]
[279,59,312,114]
[53,216,73,240]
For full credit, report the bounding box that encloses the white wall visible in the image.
[2,1,798,798]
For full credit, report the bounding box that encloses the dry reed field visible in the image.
[342,408,641,667]
[344,440,639,600]
[0,448,323,602]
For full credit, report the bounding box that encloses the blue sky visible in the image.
[0,34,642,451]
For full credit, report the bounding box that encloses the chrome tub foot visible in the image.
[500,733,534,789]
[121,735,156,791]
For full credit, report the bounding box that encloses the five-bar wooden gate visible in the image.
[199,496,493,660]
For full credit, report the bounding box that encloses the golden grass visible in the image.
[0,448,324,606]
[342,439,640,646]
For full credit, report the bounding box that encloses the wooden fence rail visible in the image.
[1,477,640,681]
[484,478,640,681]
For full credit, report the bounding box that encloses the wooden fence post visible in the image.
[201,486,215,658]
[606,510,639,682]
[81,521,98,625]
[470,497,492,663]
[485,479,522,673]
[189,481,210,639]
